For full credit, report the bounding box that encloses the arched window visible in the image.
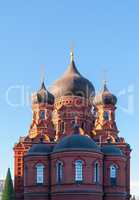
[56,161,63,184]
[103,111,109,121]
[94,162,100,183]
[36,163,44,184]
[75,160,83,182]
[110,164,117,186]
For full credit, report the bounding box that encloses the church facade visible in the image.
[14,51,131,200]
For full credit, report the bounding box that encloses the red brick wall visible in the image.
[23,149,130,200]
[14,93,131,200]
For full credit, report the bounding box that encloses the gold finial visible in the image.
[70,42,74,62]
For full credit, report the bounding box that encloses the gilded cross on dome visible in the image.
[70,42,74,62]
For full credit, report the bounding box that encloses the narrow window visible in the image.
[110,164,117,186]
[40,111,45,120]
[94,162,100,183]
[75,160,83,182]
[56,161,63,184]
[103,111,109,121]
[24,165,28,186]
[60,121,65,133]
[36,164,44,184]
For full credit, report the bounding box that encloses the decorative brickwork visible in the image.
[13,51,131,200]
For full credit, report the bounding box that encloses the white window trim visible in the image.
[110,164,117,178]
[36,163,44,184]
[75,160,83,182]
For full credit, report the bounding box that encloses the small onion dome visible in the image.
[50,51,95,99]
[101,145,123,156]
[53,134,101,153]
[26,143,52,156]
[32,81,54,105]
[93,81,117,106]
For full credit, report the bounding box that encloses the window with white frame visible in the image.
[56,161,63,184]
[110,164,117,186]
[94,161,100,183]
[36,163,44,184]
[75,160,83,182]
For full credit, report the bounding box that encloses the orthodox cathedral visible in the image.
[14,50,131,200]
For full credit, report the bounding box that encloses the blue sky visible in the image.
[0,0,138,196]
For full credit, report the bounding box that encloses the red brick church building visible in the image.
[14,50,131,200]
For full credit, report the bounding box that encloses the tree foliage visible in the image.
[1,168,15,200]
